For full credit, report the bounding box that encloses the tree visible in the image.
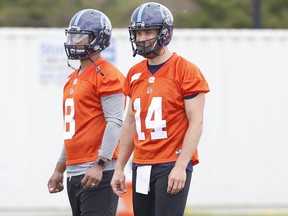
[0,0,288,28]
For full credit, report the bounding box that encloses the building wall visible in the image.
[0,28,287,209]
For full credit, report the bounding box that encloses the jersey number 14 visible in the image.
[134,97,167,140]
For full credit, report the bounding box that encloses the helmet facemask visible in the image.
[129,28,161,57]
[64,9,112,60]
[64,30,96,60]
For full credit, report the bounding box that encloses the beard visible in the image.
[142,44,163,59]
[135,38,160,58]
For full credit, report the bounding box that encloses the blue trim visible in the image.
[132,161,194,172]
[73,9,88,25]
[137,3,148,22]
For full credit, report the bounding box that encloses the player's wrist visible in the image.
[174,159,188,170]
[95,157,108,168]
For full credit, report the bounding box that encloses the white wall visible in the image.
[0,28,287,210]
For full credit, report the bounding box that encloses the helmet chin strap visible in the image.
[146,43,165,58]
[66,50,104,76]
[152,48,165,56]
[87,56,104,76]
[67,59,77,70]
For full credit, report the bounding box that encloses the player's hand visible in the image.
[111,169,127,197]
[47,172,64,193]
[167,166,186,195]
[81,164,103,189]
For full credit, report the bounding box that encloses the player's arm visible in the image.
[111,99,135,197]
[47,145,66,193]
[99,93,125,160]
[81,93,125,189]
[167,93,206,194]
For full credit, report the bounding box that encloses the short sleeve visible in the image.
[181,63,210,97]
[98,67,125,97]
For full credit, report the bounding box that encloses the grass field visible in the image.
[184,207,288,216]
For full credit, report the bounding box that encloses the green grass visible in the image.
[184,208,288,216]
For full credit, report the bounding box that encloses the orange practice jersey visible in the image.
[63,57,125,166]
[124,53,209,165]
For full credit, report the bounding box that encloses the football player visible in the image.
[47,9,125,216]
[111,2,210,216]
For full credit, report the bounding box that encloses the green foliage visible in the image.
[0,0,287,28]
[178,0,288,28]
[262,0,288,28]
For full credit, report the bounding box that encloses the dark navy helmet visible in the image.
[128,2,174,56]
[64,9,112,60]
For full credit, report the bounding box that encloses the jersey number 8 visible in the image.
[64,98,75,140]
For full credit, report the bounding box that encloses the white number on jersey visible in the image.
[134,97,167,140]
[64,98,75,139]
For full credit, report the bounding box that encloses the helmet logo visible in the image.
[101,14,112,35]
[164,14,173,25]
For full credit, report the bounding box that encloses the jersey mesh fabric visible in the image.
[124,53,209,165]
[63,57,125,166]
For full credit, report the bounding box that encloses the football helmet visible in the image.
[128,2,174,56]
[64,9,112,60]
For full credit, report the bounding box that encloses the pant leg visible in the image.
[67,171,119,216]
[67,175,83,216]
[132,169,155,216]
[80,170,119,216]
[152,166,192,216]
[132,166,192,216]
